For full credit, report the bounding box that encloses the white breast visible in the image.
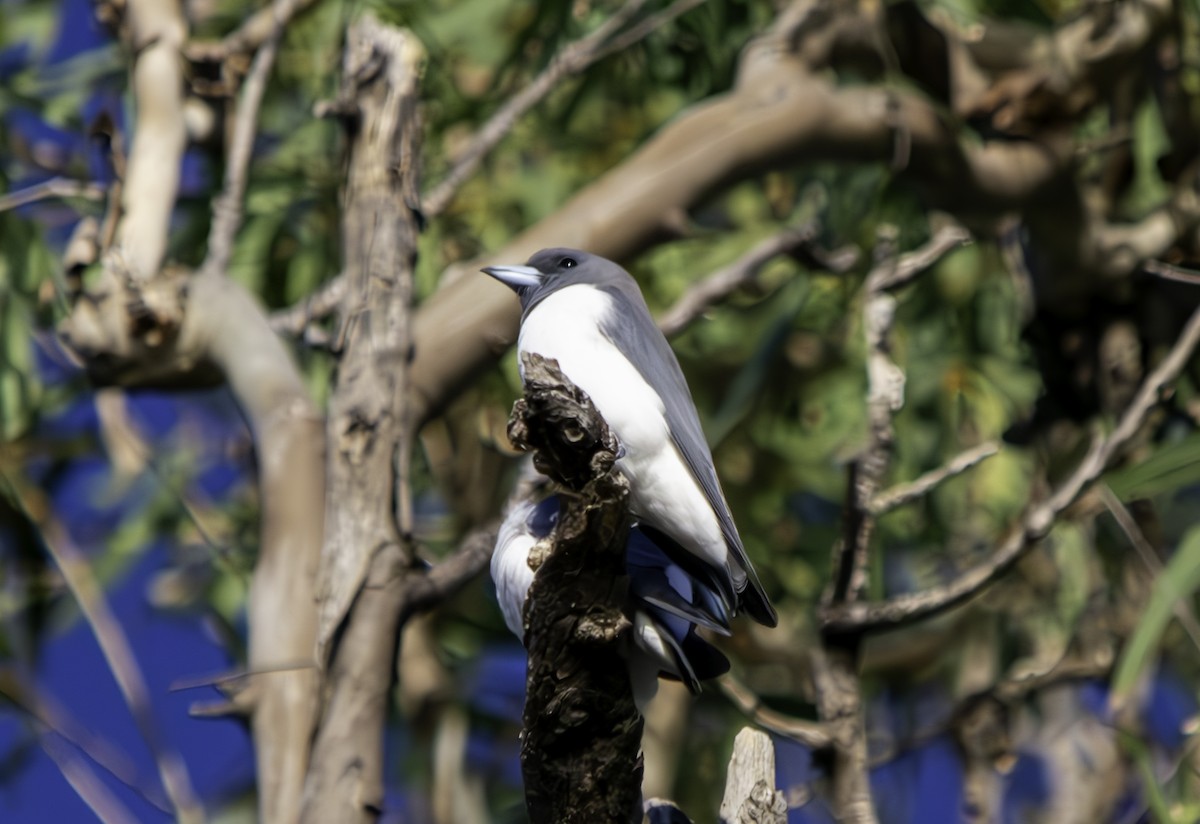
[518,286,669,456]
[518,286,730,573]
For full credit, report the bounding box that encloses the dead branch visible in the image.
[507,353,643,824]
[301,16,423,824]
[822,300,1200,634]
[719,728,787,824]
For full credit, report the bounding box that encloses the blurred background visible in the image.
[3,0,1200,821]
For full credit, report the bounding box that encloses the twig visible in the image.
[593,0,708,60]
[0,178,106,213]
[186,0,319,62]
[717,673,833,750]
[202,0,294,276]
[822,300,1200,633]
[869,224,971,291]
[829,227,968,605]
[1099,484,1200,652]
[656,222,819,337]
[868,441,1000,515]
[399,523,500,618]
[422,0,668,218]
[268,272,348,338]
[1143,259,1200,286]
[5,483,204,823]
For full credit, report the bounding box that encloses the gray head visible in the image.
[482,248,630,314]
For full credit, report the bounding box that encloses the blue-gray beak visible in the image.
[482,264,543,289]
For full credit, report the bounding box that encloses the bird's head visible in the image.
[482,248,616,311]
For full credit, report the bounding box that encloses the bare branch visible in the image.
[869,441,1000,516]
[1144,258,1200,286]
[822,300,1200,633]
[114,0,188,280]
[399,523,499,618]
[302,17,423,824]
[828,226,968,605]
[656,222,819,337]
[186,0,320,62]
[422,0,662,219]
[268,271,347,339]
[719,727,787,824]
[717,673,833,750]
[0,178,105,213]
[202,0,298,276]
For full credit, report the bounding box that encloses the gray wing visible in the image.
[599,282,777,627]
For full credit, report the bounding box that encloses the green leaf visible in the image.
[1110,525,1200,711]
[1105,433,1200,501]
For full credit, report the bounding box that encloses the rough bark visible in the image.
[507,354,644,824]
[300,16,422,824]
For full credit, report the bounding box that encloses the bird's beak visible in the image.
[482,264,543,290]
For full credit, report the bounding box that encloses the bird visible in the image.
[492,495,731,710]
[483,248,777,627]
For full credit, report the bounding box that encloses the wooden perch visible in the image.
[507,353,644,824]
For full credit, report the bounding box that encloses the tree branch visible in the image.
[656,221,821,337]
[421,0,664,219]
[0,177,105,213]
[113,0,188,281]
[717,673,832,750]
[506,353,643,824]
[868,441,1000,516]
[822,299,1200,633]
[301,16,423,824]
[201,0,297,277]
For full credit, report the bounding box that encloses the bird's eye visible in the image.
[559,257,577,269]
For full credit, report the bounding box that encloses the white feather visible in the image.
[518,285,732,575]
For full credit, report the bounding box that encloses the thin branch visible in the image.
[868,441,1000,516]
[268,271,347,339]
[186,0,319,62]
[422,0,675,219]
[870,225,972,291]
[5,484,204,824]
[594,0,708,60]
[1099,484,1200,652]
[828,227,968,606]
[1143,258,1200,286]
[717,672,833,750]
[202,0,295,276]
[399,523,500,618]
[822,300,1200,633]
[656,222,819,337]
[0,178,105,213]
